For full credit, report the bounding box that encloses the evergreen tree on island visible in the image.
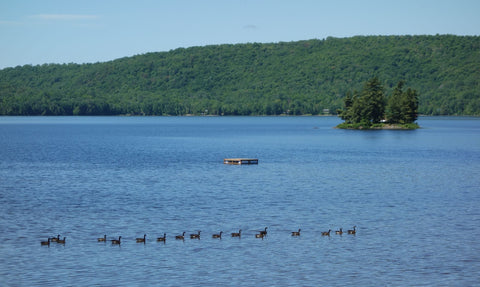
[337,77,419,129]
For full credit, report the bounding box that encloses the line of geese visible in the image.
[40,234,66,246]
[41,226,357,246]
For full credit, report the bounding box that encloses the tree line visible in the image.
[0,35,478,116]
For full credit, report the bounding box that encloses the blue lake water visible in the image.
[0,116,479,286]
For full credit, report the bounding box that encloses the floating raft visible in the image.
[224,158,258,165]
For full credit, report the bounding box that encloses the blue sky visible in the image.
[1,0,479,69]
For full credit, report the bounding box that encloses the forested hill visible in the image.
[1,35,479,116]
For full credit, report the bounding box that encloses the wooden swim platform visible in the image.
[224,158,258,165]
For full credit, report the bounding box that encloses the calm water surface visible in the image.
[1,116,479,286]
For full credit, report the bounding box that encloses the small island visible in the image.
[336,77,419,130]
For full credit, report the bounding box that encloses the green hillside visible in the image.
[0,35,479,116]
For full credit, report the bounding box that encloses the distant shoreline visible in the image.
[335,123,420,130]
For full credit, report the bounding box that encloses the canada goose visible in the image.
[41,238,50,246]
[291,229,301,236]
[157,233,166,242]
[98,235,107,242]
[212,231,223,239]
[190,231,201,239]
[321,230,331,236]
[231,229,242,237]
[175,232,186,240]
[111,236,121,245]
[335,228,343,235]
[259,227,268,236]
[136,234,146,243]
[57,237,66,244]
[50,235,60,242]
[347,226,356,235]
[255,233,265,238]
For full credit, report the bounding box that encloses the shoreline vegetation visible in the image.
[0,35,479,117]
[336,122,420,130]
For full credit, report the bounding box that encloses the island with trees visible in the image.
[336,77,419,129]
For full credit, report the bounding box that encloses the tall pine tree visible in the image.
[401,88,419,123]
[386,81,419,124]
[386,81,405,124]
[361,77,386,124]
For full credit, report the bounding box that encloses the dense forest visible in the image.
[0,35,479,116]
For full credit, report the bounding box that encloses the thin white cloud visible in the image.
[243,24,258,30]
[0,20,22,25]
[31,14,98,21]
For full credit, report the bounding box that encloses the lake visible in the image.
[0,116,479,286]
